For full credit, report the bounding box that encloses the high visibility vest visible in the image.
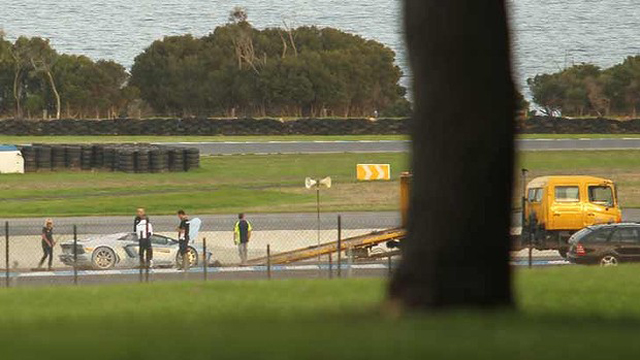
[234,220,252,245]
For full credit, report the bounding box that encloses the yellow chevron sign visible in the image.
[356,164,391,181]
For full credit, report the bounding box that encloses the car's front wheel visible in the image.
[600,254,619,267]
[176,247,198,268]
[92,247,117,270]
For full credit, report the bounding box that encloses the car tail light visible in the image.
[576,243,586,256]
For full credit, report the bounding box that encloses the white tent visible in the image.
[0,145,24,174]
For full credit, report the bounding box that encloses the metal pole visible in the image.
[347,246,353,278]
[267,244,271,280]
[73,225,78,285]
[337,215,342,278]
[316,186,321,269]
[528,233,533,269]
[521,168,529,261]
[388,254,392,277]
[203,238,208,282]
[328,252,333,279]
[5,221,9,288]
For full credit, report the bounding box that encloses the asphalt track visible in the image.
[159,138,640,155]
[3,211,401,235]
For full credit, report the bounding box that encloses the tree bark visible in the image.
[13,67,22,119]
[389,0,516,309]
[45,70,61,119]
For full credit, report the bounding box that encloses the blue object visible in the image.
[0,145,18,152]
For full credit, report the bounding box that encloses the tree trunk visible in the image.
[45,70,61,119]
[13,68,22,119]
[389,0,515,309]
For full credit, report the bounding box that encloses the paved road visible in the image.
[518,138,640,151]
[160,138,640,155]
[7,207,640,235]
[3,211,401,235]
[160,140,410,155]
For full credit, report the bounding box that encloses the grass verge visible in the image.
[0,153,408,217]
[2,265,640,359]
[5,149,640,217]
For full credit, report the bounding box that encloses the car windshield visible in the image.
[569,228,592,244]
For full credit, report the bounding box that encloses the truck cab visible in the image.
[522,175,622,257]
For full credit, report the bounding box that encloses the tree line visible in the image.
[0,8,410,119]
[528,56,640,117]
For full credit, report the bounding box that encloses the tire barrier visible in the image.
[17,144,200,173]
[520,116,640,134]
[0,118,409,136]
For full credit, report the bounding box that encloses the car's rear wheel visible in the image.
[600,254,619,267]
[176,247,198,268]
[92,247,117,270]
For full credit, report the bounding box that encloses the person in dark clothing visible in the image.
[134,208,154,268]
[177,210,190,270]
[38,219,55,270]
[234,213,252,264]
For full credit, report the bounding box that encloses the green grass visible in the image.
[7,148,640,217]
[520,133,640,139]
[2,266,640,359]
[0,134,407,144]
[0,153,408,217]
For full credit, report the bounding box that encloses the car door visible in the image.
[150,234,175,264]
[583,184,617,226]
[610,227,640,262]
[550,185,583,229]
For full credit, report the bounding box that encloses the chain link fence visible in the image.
[0,213,400,287]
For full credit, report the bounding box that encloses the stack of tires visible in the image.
[35,145,52,171]
[168,148,185,172]
[135,150,150,173]
[20,146,37,172]
[117,149,136,173]
[51,146,66,170]
[150,148,169,173]
[184,148,200,171]
[81,146,93,170]
[66,146,82,170]
[17,143,199,173]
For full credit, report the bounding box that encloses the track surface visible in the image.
[159,138,640,155]
[6,208,640,235]
[3,211,401,235]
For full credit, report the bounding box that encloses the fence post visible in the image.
[337,215,342,278]
[267,244,271,280]
[5,221,9,288]
[347,246,353,278]
[73,225,78,285]
[328,252,333,279]
[528,233,533,269]
[387,254,392,277]
[203,238,208,282]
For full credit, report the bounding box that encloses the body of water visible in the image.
[1,0,639,93]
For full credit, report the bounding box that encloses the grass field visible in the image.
[7,149,640,217]
[0,153,408,217]
[2,265,640,359]
[0,134,407,144]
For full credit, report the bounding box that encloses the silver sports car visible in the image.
[59,233,211,270]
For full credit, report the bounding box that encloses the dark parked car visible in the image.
[567,223,640,266]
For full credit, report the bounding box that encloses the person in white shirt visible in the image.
[134,208,154,268]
